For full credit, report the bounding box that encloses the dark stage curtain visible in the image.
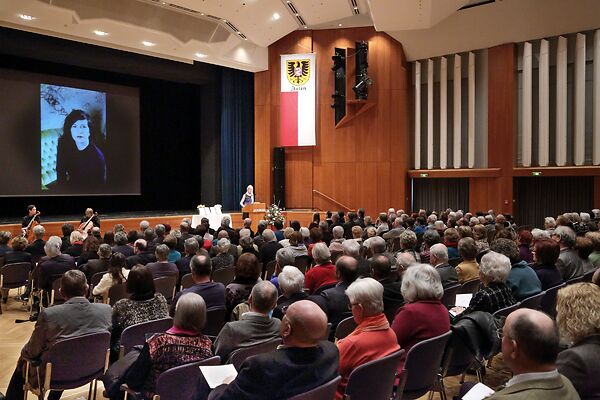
[412,178,469,213]
[220,68,254,211]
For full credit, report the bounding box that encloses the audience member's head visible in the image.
[114,231,128,246]
[184,237,199,256]
[155,244,169,261]
[533,239,560,266]
[279,266,304,297]
[190,255,212,278]
[281,300,328,347]
[556,283,600,344]
[235,253,261,280]
[126,265,155,296]
[163,234,177,250]
[367,236,386,256]
[144,228,155,242]
[335,255,359,284]
[501,309,560,374]
[370,254,392,280]
[140,220,150,231]
[69,230,83,244]
[346,277,384,321]
[429,243,448,266]
[552,226,576,249]
[276,247,296,268]
[102,231,115,246]
[249,281,278,314]
[396,252,416,273]
[217,238,231,254]
[10,236,28,251]
[289,231,303,247]
[458,237,478,261]
[262,229,276,243]
[517,230,533,247]
[399,230,417,250]
[44,236,62,257]
[97,243,111,259]
[490,238,520,264]
[312,242,331,265]
[173,293,206,334]
[60,269,88,299]
[479,251,511,285]
[0,230,11,246]
[401,264,444,302]
[60,223,74,238]
[33,225,45,240]
[341,239,361,257]
[575,236,594,260]
[134,238,147,252]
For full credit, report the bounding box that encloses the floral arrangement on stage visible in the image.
[265,204,285,225]
[196,204,205,210]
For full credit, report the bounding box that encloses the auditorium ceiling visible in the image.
[0,0,599,72]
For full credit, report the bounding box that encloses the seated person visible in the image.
[391,264,450,369]
[208,300,339,400]
[456,237,480,283]
[145,244,178,279]
[225,253,262,316]
[122,293,213,399]
[34,236,76,293]
[336,278,400,399]
[532,239,564,290]
[163,234,181,263]
[214,281,280,362]
[429,243,459,288]
[78,236,100,266]
[0,230,11,256]
[451,251,517,316]
[81,243,111,282]
[25,225,46,264]
[211,238,235,272]
[488,308,579,399]
[126,239,157,267]
[170,255,225,316]
[370,254,404,323]
[111,265,169,358]
[490,238,542,300]
[553,226,584,281]
[112,231,134,257]
[175,238,198,280]
[65,230,84,258]
[556,283,600,400]
[4,270,111,400]
[304,242,337,293]
[92,252,129,302]
[273,266,308,319]
[4,236,32,265]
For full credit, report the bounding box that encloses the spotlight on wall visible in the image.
[353,41,372,100]
[331,54,345,71]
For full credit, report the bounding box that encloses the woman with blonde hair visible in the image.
[556,283,600,399]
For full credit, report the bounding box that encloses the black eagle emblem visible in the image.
[286,60,310,86]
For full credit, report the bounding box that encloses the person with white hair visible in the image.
[304,242,336,293]
[258,228,283,265]
[217,215,238,245]
[553,226,584,280]
[451,251,517,316]
[342,239,370,277]
[65,229,84,258]
[211,238,235,272]
[273,266,308,319]
[391,264,450,369]
[428,243,458,288]
[336,277,400,398]
[34,235,76,293]
[544,217,557,235]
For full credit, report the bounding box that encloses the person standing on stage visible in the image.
[240,185,255,219]
[80,208,101,228]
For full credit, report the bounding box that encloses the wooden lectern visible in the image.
[242,202,267,232]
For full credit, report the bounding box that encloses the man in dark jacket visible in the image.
[370,254,404,323]
[126,239,157,267]
[34,236,76,292]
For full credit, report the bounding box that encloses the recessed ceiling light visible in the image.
[354,6,358,10]
[223,19,228,23]
[303,25,308,29]
[93,30,109,36]
[195,52,208,58]
[200,13,205,16]
[142,41,155,47]
[272,12,280,20]
[338,23,342,27]
[18,14,36,21]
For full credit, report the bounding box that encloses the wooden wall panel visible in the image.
[255,27,410,219]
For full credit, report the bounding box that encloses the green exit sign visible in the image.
[531,171,542,176]
[420,173,429,177]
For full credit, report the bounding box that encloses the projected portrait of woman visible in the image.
[55,109,106,189]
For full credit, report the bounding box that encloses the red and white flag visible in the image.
[280,53,316,147]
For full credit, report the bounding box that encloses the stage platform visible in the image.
[0,209,323,238]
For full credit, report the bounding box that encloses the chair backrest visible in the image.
[566,274,586,285]
[344,349,405,400]
[459,279,481,294]
[519,290,546,310]
[228,338,282,370]
[212,267,235,286]
[441,284,461,307]
[294,255,312,274]
[41,331,110,390]
[180,273,194,289]
[288,376,342,400]
[120,317,173,356]
[441,330,477,378]
[1,262,31,288]
[335,316,357,341]
[50,276,65,306]
[582,268,596,283]
[397,331,452,399]
[155,356,221,400]
[154,276,177,301]
[108,283,129,306]
[540,282,566,319]
[493,302,521,318]
[264,260,277,281]
[203,307,228,336]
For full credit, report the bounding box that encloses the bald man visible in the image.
[208,300,339,400]
[488,309,580,400]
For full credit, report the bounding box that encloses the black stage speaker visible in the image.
[273,147,286,209]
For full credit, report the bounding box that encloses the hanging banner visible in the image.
[280,53,316,146]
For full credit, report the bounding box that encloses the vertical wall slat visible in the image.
[414,61,421,169]
[595,30,600,165]
[522,42,533,167]
[440,56,448,169]
[574,33,586,165]
[468,52,476,168]
[453,54,462,168]
[539,39,550,167]
[556,36,568,166]
[427,59,434,169]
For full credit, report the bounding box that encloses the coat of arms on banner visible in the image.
[286,59,310,86]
